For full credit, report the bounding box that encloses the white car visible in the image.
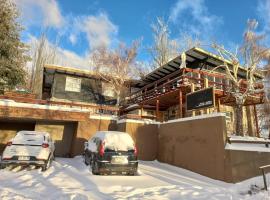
[0,131,55,171]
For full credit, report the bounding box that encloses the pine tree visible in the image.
[0,0,28,92]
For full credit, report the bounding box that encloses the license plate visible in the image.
[111,156,128,164]
[18,156,30,161]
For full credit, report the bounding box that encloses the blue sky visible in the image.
[14,0,270,69]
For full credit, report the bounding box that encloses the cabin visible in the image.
[0,47,269,183]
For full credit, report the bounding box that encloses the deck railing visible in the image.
[124,68,264,105]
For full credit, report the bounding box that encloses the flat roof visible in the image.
[137,47,264,87]
[44,64,95,77]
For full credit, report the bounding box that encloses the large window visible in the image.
[65,76,81,92]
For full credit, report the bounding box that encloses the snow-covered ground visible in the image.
[0,157,270,200]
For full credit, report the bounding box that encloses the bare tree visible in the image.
[91,41,140,105]
[211,19,269,136]
[148,17,202,70]
[30,32,59,98]
[148,17,179,69]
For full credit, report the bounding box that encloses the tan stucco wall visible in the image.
[158,115,229,181]
[35,121,77,157]
[0,121,35,153]
[118,121,159,161]
[225,150,270,182]
[71,118,117,156]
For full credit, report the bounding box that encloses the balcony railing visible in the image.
[124,68,263,105]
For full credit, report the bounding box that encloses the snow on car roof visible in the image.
[17,131,50,137]
[94,131,135,151]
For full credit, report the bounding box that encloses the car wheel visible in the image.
[42,156,52,172]
[92,161,100,175]
[84,154,89,166]
[0,163,5,170]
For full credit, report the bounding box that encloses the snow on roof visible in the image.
[0,100,89,113]
[95,131,135,151]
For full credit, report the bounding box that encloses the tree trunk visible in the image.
[234,94,244,137]
[235,104,243,136]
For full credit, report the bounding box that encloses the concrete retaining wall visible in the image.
[117,120,159,161]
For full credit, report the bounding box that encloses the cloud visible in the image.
[74,13,118,49]
[69,34,77,45]
[14,0,64,28]
[26,34,90,71]
[169,0,222,39]
[257,0,270,32]
[256,0,270,47]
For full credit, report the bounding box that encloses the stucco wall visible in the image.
[225,150,270,182]
[71,117,117,156]
[35,121,77,157]
[158,115,229,181]
[117,120,159,161]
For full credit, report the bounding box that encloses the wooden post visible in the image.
[191,83,195,117]
[254,105,260,138]
[204,78,210,114]
[140,105,143,118]
[217,98,221,112]
[262,168,268,191]
[179,89,183,118]
[156,99,160,121]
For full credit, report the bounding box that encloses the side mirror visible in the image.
[84,142,88,149]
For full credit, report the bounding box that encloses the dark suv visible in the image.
[84,131,138,175]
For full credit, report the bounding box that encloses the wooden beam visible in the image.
[217,97,221,112]
[191,83,195,117]
[204,78,210,114]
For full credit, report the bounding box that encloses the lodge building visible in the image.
[0,47,269,183]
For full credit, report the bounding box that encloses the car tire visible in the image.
[42,156,52,172]
[0,163,5,170]
[84,154,89,166]
[92,161,100,175]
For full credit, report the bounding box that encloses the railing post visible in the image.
[156,98,160,121]
[179,88,183,118]
[191,83,195,117]
[262,168,268,191]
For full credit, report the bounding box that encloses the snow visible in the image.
[229,135,270,143]
[89,131,135,151]
[1,157,270,199]
[0,100,89,113]
[163,113,226,124]
[12,131,48,145]
[225,143,270,152]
